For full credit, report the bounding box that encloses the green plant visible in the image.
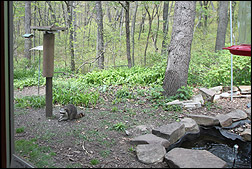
[111,106,118,112]
[112,122,126,131]
[14,96,46,108]
[90,159,99,165]
[16,127,25,133]
[15,138,56,168]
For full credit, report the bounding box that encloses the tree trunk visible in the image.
[163,1,196,97]
[138,9,146,40]
[131,1,138,67]
[215,1,229,52]
[143,5,154,66]
[125,1,131,68]
[95,1,104,69]
[66,1,75,71]
[161,1,169,56]
[24,1,32,63]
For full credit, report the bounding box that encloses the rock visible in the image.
[238,85,251,94]
[187,114,219,126]
[136,125,148,132]
[130,133,170,148]
[164,148,227,168]
[199,87,215,103]
[245,107,251,120]
[223,86,239,92]
[152,122,185,145]
[226,109,248,122]
[213,94,221,102]
[136,144,166,164]
[240,129,251,141]
[191,94,204,105]
[209,86,223,94]
[182,102,201,109]
[166,100,183,106]
[215,114,233,127]
[180,118,200,133]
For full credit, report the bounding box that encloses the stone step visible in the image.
[164,148,227,168]
[152,122,185,145]
[130,133,170,148]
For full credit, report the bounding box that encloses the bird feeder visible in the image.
[30,25,67,117]
[223,44,251,57]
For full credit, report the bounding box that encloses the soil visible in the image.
[14,85,251,168]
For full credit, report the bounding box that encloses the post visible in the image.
[43,33,55,117]
[46,77,52,117]
[230,1,233,101]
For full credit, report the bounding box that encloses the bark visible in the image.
[138,9,146,40]
[24,1,32,63]
[66,1,75,71]
[161,1,169,55]
[163,1,196,97]
[95,1,104,69]
[131,1,138,67]
[125,1,131,68]
[215,1,229,52]
[153,3,160,52]
[143,5,155,66]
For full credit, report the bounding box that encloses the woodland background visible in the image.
[13,1,251,93]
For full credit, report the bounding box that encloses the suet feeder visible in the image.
[30,25,67,117]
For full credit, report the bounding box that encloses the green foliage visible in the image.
[14,96,45,108]
[188,50,251,87]
[15,138,56,168]
[90,159,99,165]
[116,86,135,99]
[52,81,100,107]
[112,122,126,131]
[16,127,25,133]
[77,65,165,87]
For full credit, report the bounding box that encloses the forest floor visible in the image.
[14,85,251,168]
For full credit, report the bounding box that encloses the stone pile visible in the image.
[129,108,251,168]
[166,85,251,110]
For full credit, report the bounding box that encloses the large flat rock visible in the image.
[136,144,166,164]
[215,114,233,127]
[187,114,219,126]
[226,109,248,122]
[164,148,227,168]
[180,118,200,133]
[152,122,185,145]
[130,133,170,148]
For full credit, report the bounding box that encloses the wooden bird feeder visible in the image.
[30,25,67,117]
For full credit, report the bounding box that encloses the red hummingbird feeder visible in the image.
[223,44,251,56]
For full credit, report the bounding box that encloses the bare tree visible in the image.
[131,1,138,67]
[24,1,32,63]
[65,1,75,71]
[119,1,132,68]
[161,1,170,56]
[215,1,229,52]
[95,1,104,69]
[163,1,196,97]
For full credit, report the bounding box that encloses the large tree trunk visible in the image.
[215,1,229,52]
[163,1,196,97]
[95,1,104,69]
[24,1,32,63]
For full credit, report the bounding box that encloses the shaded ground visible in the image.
[14,85,250,168]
